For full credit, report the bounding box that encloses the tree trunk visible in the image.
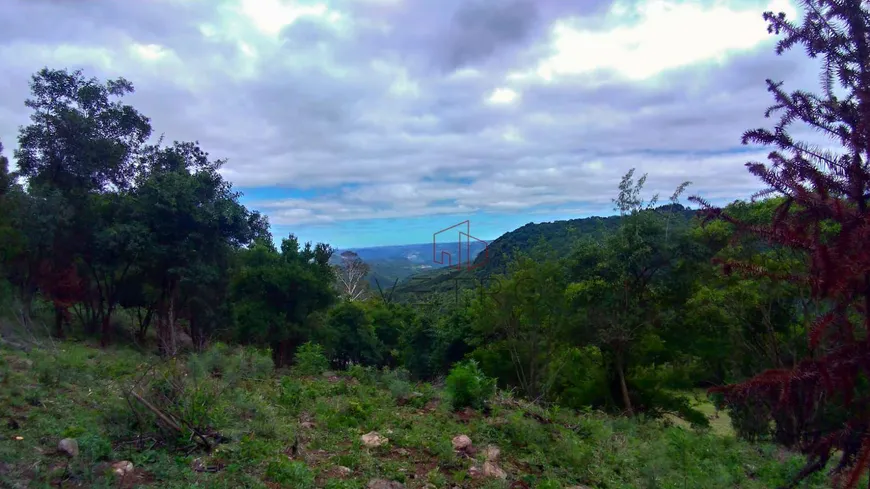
[19,286,34,326]
[100,304,115,348]
[615,353,633,415]
[53,304,65,339]
[136,306,153,343]
[156,286,179,357]
[189,314,208,352]
[271,339,294,368]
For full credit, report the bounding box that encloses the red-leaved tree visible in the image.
[691,1,870,487]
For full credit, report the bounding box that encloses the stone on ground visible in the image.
[361,431,388,448]
[57,438,78,458]
[451,434,472,451]
[111,461,134,476]
[483,460,507,480]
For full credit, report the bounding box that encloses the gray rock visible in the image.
[361,431,388,448]
[483,445,500,462]
[58,438,78,457]
[483,461,507,480]
[451,434,472,451]
[112,460,134,476]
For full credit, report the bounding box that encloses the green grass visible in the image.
[0,341,837,488]
[662,389,733,437]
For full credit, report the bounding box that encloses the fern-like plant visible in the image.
[692,1,870,487]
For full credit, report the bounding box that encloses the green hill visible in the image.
[391,205,698,304]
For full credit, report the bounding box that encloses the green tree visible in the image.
[323,300,382,369]
[471,248,572,401]
[230,235,336,367]
[11,68,152,338]
[133,141,266,353]
[566,170,689,413]
[15,68,151,195]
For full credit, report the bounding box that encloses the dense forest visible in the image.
[1,1,870,488]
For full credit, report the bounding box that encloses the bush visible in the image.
[266,458,314,488]
[444,360,496,411]
[187,343,273,382]
[387,378,412,401]
[723,396,772,442]
[79,433,113,461]
[294,342,329,376]
[347,364,376,385]
[278,376,305,413]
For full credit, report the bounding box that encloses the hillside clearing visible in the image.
[0,341,830,489]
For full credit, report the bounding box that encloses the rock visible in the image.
[112,461,134,476]
[451,434,472,451]
[396,448,409,456]
[423,484,437,489]
[483,445,500,462]
[300,421,316,429]
[483,461,507,480]
[58,438,79,458]
[468,466,483,478]
[337,466,352,476]
[177,332,194,351]
[361,431,388,448]
[367,479,405,489]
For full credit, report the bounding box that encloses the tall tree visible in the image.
[693,1,870,486]
[335,250,370,301]
[230,235,336,367]
[134,141,265,354]
[15,68,152,195]
[12,68,152,337]
[567,170,689,413]
[472,250,572,401]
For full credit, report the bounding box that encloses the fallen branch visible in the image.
[128,390,212,451]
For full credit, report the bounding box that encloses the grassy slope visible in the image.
[0,341,832,489]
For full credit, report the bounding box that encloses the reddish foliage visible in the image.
[34,259,87,333]
[692,1,870,487]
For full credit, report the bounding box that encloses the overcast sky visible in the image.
[0,0,822,248]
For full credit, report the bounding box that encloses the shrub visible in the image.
[444,360,496,411]
[723,397,772,442]
[294,342,329,376]
[347,364,376,385]
[266,458,315,488]
[188,344,273,382]
[278,376,305,413]
[79,433,113,461]
[387,378,412,401]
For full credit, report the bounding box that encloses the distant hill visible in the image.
[330,241,487,290]
[391,205,699,303]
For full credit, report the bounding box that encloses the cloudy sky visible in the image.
[0,0,820,248]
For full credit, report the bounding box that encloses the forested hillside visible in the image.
[469,205,696,278]
[392,204,697,303]
[1,1,870,488]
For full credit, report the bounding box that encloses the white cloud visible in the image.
[532,0,799,82]
[487,87,519,104]
[0,0,823,233]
